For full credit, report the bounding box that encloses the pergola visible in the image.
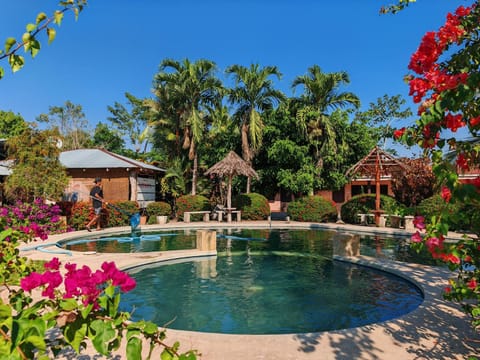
[346,146,407,225]
[205,151,259,209]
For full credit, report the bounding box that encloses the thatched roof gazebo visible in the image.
[205,151,259,209]
[346,146,407,225]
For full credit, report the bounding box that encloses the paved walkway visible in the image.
[18,221,480,359]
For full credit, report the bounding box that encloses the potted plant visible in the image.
[146,201,171,224]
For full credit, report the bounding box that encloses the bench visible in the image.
[215,209,241,223]
[184,211,210,223]
[356,213,374,225]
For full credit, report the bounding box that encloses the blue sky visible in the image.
[0,0,469,156]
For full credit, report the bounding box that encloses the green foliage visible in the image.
[175,195,210,220]
[107,201,139,227]
[92,122,125,153]
[146,201,171,224]
[340,194,400,224]
[232,193,270,220]
[0,1,88,79]
[287,195,337,222]
[0,111,29,138]
[415,194,461,230]
[36,100,91,151]
[5,127,70,202]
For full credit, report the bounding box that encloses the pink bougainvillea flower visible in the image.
[411,231,423,243]
[44,257,61,271]
[20,272,44,292]
[441,186,452,203]
[413,216,426,230]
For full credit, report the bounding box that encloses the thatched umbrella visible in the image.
[346,146,407,225]
[205,151,259,209]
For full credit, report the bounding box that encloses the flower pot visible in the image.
[389,215,402,228]
[140,216,147,225]
[157,215,168,224]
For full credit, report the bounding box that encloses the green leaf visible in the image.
[9,54,25,73]
[36,12,47,24]
[126,336,142,360]
[47,28,56,45]
[143,321,158,335]
[90,320,116,355]
[5,37,16,53]
[80,302,93,319]
[23,335,46,351]
[161,348,175,360]
[0,66,4,79]
[59,298,79,311]
[26,23,36,32]
[29,39,40,58]
[54,11,64,25]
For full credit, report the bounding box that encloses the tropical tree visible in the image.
[4,127,69,202]
[0,1,88,79]
[354,94,412,150]
[36,100,90,150]
[292,65,360,168]
[107,92,151,154]
[0,110,29,138]
[92,122,125,153]
[152,58,223,195]
[226,63,285,193]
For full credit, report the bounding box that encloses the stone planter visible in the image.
[157,215,168,224]
[389,215,402,228]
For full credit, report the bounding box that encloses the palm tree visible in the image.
[152,58,223,195]
[292,65,360,167]
[226,63,285,193]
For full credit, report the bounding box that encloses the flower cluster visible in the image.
[21,258,136,307]
[0,198,67,240]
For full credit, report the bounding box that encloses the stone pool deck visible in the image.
[17,221,480,359]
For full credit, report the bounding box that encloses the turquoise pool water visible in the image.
[120,251,423,334]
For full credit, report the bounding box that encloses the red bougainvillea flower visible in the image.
[393,127,406,139]
[411,231,423,243]
[413,216,426,230]
[441,253,460,264]
[456,152,470,171]
[441,186,452,203]
[445,113,465,132]
[467,278,477,290]
[444,286,452,294]
[470,116,480,128]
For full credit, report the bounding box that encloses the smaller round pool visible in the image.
[120,252,423,334]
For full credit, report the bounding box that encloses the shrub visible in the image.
[233,193,270,220]
[176,195,210,221]
[69,201,139,230]
[340,194,401,224]
[146,201,171,224]
[287,195,337,222]
[415,194,467,231]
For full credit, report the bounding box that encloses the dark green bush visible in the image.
[340,194,400,224]
[287,195,337,222]
[415,194,469,231]
[146,201,171,224]
[233,193,270,220]
[176,195,210,221]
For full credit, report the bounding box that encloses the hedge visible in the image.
[233,193,270,220]
[287,195,337,222]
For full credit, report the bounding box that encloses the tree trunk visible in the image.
[191,152,197,195]
[241,123,251,193]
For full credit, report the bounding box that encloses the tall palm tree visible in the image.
[292,65,360,167]
[226,63,285,193]
[152,58,223,195]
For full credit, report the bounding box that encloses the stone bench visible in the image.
[184,211,210,223]
[216,209,241,223]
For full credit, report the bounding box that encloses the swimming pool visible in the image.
[120,250,423,334]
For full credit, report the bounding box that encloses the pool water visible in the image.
[120,251,423,334]
[61,228,442,266]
